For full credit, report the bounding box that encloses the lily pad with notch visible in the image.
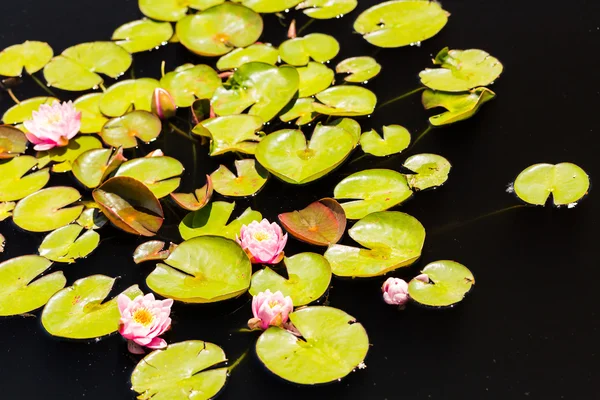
[0,41,53,77]
[403,153,451,191]
[0,202,15,222]
[312,85,377,116]
[2,97,58,125]
[297,62,335,97]
[100,111,162,149]
[193,115,264,156]
[112,19,173,53]
[211,159,269,197]
[336,56,381,83]
[171,176,213,211]
[279,33,340,66]
[422,87,496,126]
[133,240,177,264]
[72,147,127,189]
[76,202,108,230]
[0,125,27,159]
[330,117,362,146]
[279,98,318,126]
[360,125,410,157]
[13,186,83,232]
[278,198,346,246]
[408,260,474,308]
[297,0,358,19]
[216,43,278,71]
[513,163,590,206]
[99,78,161,117]
[161,64,222,108]
[38,224,100,263]
[114,156,184,199]
[74,93,109,134]
[139,0,226,22]
[36,135,103,173]
[0,156,50,201]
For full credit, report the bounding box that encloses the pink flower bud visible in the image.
[236,219,287,264]
[23,100,81,151]
[414,273,430,283]
[250,289,293,330]
[382,277,409,307]
[145,149,164,157]
[151,88,177,119]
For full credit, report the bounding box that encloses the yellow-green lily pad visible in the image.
[408,260,474,308]
[279,33,340,66]
[36,135,103,173]
[313,85,377,116]
[112,19,173,53]
[2,97,57,125]
[297,0,357,19]
[171,176,213,211]
[100,111,162,148]
[336,56,381,83]
[99,78,161,117]
[216,43,278,71]
[76,203,108,230]
[513,163,590,206]
[0,156,50,202]
[74,93,109,134]
[211,159,269,197]
[193,115,263,156]
[0,41,53,76]
[160,64,221,108]
[133,240,176,264]
[0,202,15,221]
[359,125,410,157]
[331,117,362,146]
[422,87,496,126]
[114,156,184,198]
[233,0,302,13]
[0,125,28,159]
[279,98,318,126]
[38,224,100,263]
[139,0,225,22]
[13,186,83,232]
[179,201,261,241]
[297,62,334,97]
[72,147,127,188]
[403,153,451,191]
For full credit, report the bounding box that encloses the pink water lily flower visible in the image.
[248,289,293,330]
[117,293,173,354]
[382,277,409,308]
[237,219,287,264]
[23,100,81,151]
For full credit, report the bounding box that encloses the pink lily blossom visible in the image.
[248,289,293,330]
[382,277,409,307]
[23,100,81,151]
[236,219,287,264]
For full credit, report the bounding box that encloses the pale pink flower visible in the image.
[382,277,409,307]
[151,88,176,119]
[23,100,81,151]
[248,290,293,330]
[117,293,173,353]
[414,273,430,283]
[236,219,287,264]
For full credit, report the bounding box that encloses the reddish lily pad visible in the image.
[13,186,84,232]
[179,201,261,240]
[210,159,269,197]
[161,64,222,108]
[0,125,27,159]
[100,111,162,149]
[170,176,214,211]
[278,198,346,246]
[133,240,177,264]
[114,156,184,198]
[72,147,127,189]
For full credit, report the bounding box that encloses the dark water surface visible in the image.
[1,0,599,399]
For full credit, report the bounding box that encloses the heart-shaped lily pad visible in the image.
[360,125,410,157]
[297,62,334,97]
[331,117,362,146]
[73,93,109,134]
[233,0,302,12]
[179,201,261,240]
[419,48,503,92]
[41,275,142,339]
[147,236,252,303]
[279,33,340,66]
[256,306,369,384]
[193,115,263,156]
[0,156,50,201]
[403,153,451,191]
[255,125,355,184]
[278,198,346,246]
[99,78,161,117]
[2,97,57,125]
[324,211,425,277]
[43,42,132,91]
[131,340,228,400]
[139,0,225,22]
[114,156,184,198]
[133,240,176,264]
[13,186,83,232]
[408,260,474,308]
[161,64,222,107]
[36,135,103,173]
[354,0,449,48]
[0,255,66,317]
[72,147,126,188]
[334,169,412,220]
[250,253,331,306]
[313,85,377,116]
[0,202,15,221]
[297,0,358,19]
[171,176,213,211]
[100,111,162,148]
[513,163,590,206]
[38,224,100,263]
[216,43,278,71]
[176,3,263,57]
[211,159,269,197]
[279,98,318,126]
[336,56,381,83]
[112,19,173,53]
[422,87,496,126]
[0,41,53,76]
[0,125,27,159]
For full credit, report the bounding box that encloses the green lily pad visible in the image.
[211,159,269,197]
[360,125,410,157]
[216,43,278,71]
[336,56,381,83]
[139,0,225,22]
[100,111,162,149]
[255,125,355,184]
[193,115,263,156]
[0,125,27,158]
[0,41,53,77]
[419,48,503,92]
[297,0,357,19]
[36,135,103,173]
[93,176,164,236]
[133,240,176,264]
[297,62,334,97]
[131,340,228,400]
[13,186,83,232]
[408,260,474,307]
[513,163,590,206]
[0,156,50,201]
[147,236,252,303]
[41,275,142,339]
[73,93,109,134]
[72,147,127,189]
[43,42,132,91]
[278,198,346,246]
[160,64,222,108]
[176,3,263,57]
[334,169,412,220]
[0,201,15,221]
[422,87,496,126]
[279,98,318,126]
[99,78,161,117]
[403,153,451,191]
[114,156,184,198]
[0,255,66,317]
[354,0,449,48]
[38,224,100,263]
[233,0,301,12]
[171,176,213,211]
[250,253,331,306]
[2,97,58,125]
[256,306,368,384]
[76,202,108,230]
[112,19,173,53]
[313,85,377,116]
[324,211,425,277]
[331,117,362,146]
[179,201,261,241]
[279,34,340,66]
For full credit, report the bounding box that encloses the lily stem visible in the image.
[377,87,426,110]
[7,89,20,104]
[228,348,250,373]
[431,205,528,236]
[297,19,315,35]
[410,125,433,149]
[168,122,197,143]
[30,74,57,97]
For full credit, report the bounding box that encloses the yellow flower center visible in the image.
[253,231,270,241]
[47,113,62,125]
[132,308,154,326]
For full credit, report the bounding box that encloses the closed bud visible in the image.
[151,88,177,119]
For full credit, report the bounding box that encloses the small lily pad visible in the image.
[278,198,346,246]
[403,153,451,191]
[38,224,100,263]
[233,0,302,13]
[422,87,496,126]
[37,135,103,173]
[211,159,269,197]
[513,163,590,206]
[133,240,176,264]
[2,97,57,125]
[112,19,173,53]
[313,85,377,116]
[13,186,83,232]
[0,156,50,201]
[99,78,161,117]
[72,147,127,188]
[0,41,53,76]
[100,111,162,149]
[408,260,474,307]
[0,202,15,221]
[297,62,334,97]
[360,125,410,157]
[161,64,222,108]
[76,203,108,230]
[297,0,358,19]
[139,0,225,22]
[74,93,109,134]
[336,56,381,83]
[171,176,214,211]
[41,275,142,339]
[216,43,278,71]
[0,125,27,159]
[193,115,263,156]
[279,98,318,126]
[114,156,184,198]
[179,201,261,241]
[279,34,340,66]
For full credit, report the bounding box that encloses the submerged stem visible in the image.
[168,122,197,142]
[7,89,20,104]
[377,86,425,110]
[431,205,528,236]
[410,125,433,149]
[30,74,57,97]
[228,348,250,374]
[297,19,315,35]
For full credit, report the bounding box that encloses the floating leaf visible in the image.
[233,0,302,13]
[131,340,228,399]
[0,156,50,201]
[419,48,503,92]
[336,56,381,83]
[513,163,590,206]
[193,115,263,156]
[72,147,127,188]
[76,203,108,230]
[43,42,132,91]
[408,260,474,307]
[139,0,225,22]
[279,34,340,66]
[114,156,184,198]
[2,97,57,125]
[0,125,27,158]
[133,240,176,264]
[100,111,162,149]
[36,135,103,173]
[403,153,451,191]
[211,159,268,197]
[360,125,410,157]
[74,93,109,134]
[297,0,357,19]
[256,306,368,384]
[279,98,318,126]
[161,64,222,107]
[313,85,377,116]
[171,176,213,211]
[147,236,251,303]
[179,201,261,240]
[38,224,100,263]
[216,43,278,70]
[13,187,83,232]
[278,198,346,246]
[422,87,496,126]
[41,275,142,339]
[99,78,161,117]
[324,211,425,277]
[331,117,362,146]
[0,41,53,76]
[0,202,15,221]
[297,62,334,97]
[112,19,173,53]
[354,0,449,48]
[0,255,65,317]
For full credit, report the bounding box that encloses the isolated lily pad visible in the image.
[179,201,261,240]
[279,34,340,66]
[131,340,228,400]
[279,198,346,246]
[250,253,331,306]
[171,176,213,211]
[2,97,57,125]
[256,306,368,384]
[0,255,65,317]
[99,78,161,117]
[324,211,425,277]
[41,275,142,339]
[336,56,381,83]
[37,135,103,173]
[72,147,126,188]
[43,42,132,91]
[422,87,496,126]
[100,111,162,149]
[74,93,109,134]
[114,156,184,198]
[403,153,451,191]
[193,115,263,156]
[211,159,268,197]
[161,64,222,108]
[113,19,173,53]
[216,43,278,70]
[133,240,176,264]
[0,202,15,221]
[0,41,53,76]
[513,163,590,206]
[233,0,301,13]
[360,125,410,157]
[297,0,357,19]
[419,48,503,92]
[0,156,50,201]
[147,236,252,303]
[0,125,27,158]
[297,62,334,97]
[279,98,318,126]
[13,186,83,232]
[354,0,449,48]
[38,224,100,263]
[313,85,377,116]
[408,260,474,307]
[139,0,226,22]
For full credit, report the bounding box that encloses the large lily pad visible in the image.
[100,111,162,148]
[336,56,381,83]
[211,159,268,197]
[0,41,53,76]
[179,201,261,240]
[403,153,451,191]
[278,198,346,246]
[161,64,221,108]
[72,147,126,188]
[324,211,425,277]
[297,0,357,19]
[74,93,109,134]
[131,340,228,400]
[36,135,103,173]
[279,34,340,66]
[256,306,369,384]
[41,275,142,339]
[0,156,50,201]
[112,19,173,53]
[233,0,301,13]
[2,97,57,125]
[13,187,83,232]
[408,260,474,307]
[360,125,410,157]
[0,255,65,317]
[38,224,100,263]
[422,87,496,126]
[99,78,161,117]
[114,156,184,198]
[0,125,27,159]
[279,98,318,126]
[354,0,449,48]
[313,85,377,116]
[513,163,590,206]
[171,176,213,211]
[139,0,226,22]
[193,115,263,156]
[297,62,334,97]
[147,236,252,303]
[331,117,362,146]
[216,43,278,71]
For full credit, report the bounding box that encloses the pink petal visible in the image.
[127,340,146,354]
[145,337,167,349]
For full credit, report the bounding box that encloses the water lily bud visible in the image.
[236,219,287,264]
[250,289,294,330]
[414,273,430,283]
[151,88,177,119]
[23,100,81,151]
[118,293,173,353]
[381,277,409,307]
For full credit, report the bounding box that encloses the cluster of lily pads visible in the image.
[0,0,591,396]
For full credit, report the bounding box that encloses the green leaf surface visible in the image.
[360,125,410,157]
[171,176,213,211]
[0,125,27,159]
[422,87,496,126]
[313,85,377,116]
[161,64,222,107]
[0,201,15,221]
[233,0,302,13]
[403,153,451,191]
[336,56,381,82]
[114,156,184,198]
[37,135,103,173]
[139,0,226,22]
[72,147,126,188]
[297,0,358,19]
[279,33,340,66]
[112,19,173,53]
[13,186,83,232]
[193,115,263,156]
[179,201,261,241]
[211,159,268,197]
[513,163,590,206]
[408,260,474,307]
[0,156,50,201]
[74,93,109,134]
[0,41,53,76]
[279,98,318,126]
[133,240,175,264]
[99,78,161,117]
[278,198,346,246]
[38,224,100,263]
[216,43,278,71]
[100,111,162,149]
[76,203,108,230]
[297,62,334,97]
[2,97,57,125]
[330,117,362,146]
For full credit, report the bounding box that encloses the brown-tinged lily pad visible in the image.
[359,125,410,157]
[2,97,58,125]
[279,33,340,66]
[0,156,50,202]
[193,115,264,156]
[100,111,162,149]
[422,87,496,126]
[278,198,346,246]
[0,125,27,159]
[179,201,261,241]
[313,85,377,116]
[36,135,103,173]
[38,224,100,263]
[74,93,109,134]
[72,147,127,189]
[161,64,222,107]
[211,159,269,197]
[170,176,213,211]
[216,43,278,71]
[112,19,173,53]
[0,41,53,76]
[13,186,83,232]
[99,78,161,117]
[133,240,177,264]
[114,156,184,198]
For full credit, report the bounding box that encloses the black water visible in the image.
[1,0,599,399]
